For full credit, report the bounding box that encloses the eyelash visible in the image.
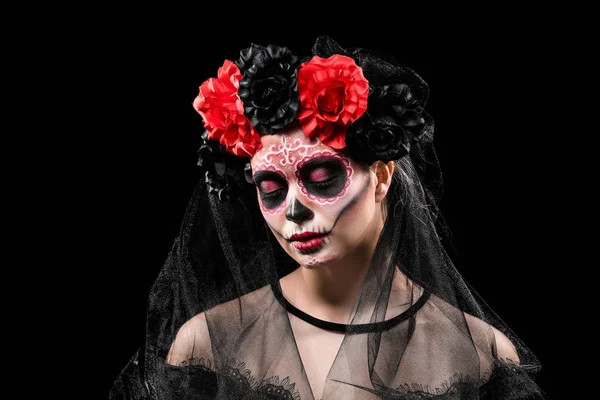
[261,188,285,199]
[308,177,335,188]
[259,176,335,198]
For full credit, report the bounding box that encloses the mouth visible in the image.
[289,231,328,252]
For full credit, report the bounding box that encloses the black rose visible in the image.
[346,84,427,164]
[236,44,300,134]
[197,131,252,201]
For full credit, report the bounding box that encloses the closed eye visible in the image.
[308,167,331,182]
[309,178,335,188]
[298,157,347,198]
[260,180,284,193]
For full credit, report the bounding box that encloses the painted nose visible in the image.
[285,196,314,223]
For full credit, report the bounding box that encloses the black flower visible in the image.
[346,83,428,164]
[197,131,252,201]
[236,44,300,134]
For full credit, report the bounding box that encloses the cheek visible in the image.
[319,173,376,234]
[309,200,345,221]
[260,206,288,229]
[339,200,371,229]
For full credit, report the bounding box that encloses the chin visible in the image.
[290,247,339,269]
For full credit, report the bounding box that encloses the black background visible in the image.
[71,9,562,399]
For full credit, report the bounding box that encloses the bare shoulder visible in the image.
[463,312,520,364]
[166,312,214,366]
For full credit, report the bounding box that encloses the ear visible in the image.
[371,160,395,203]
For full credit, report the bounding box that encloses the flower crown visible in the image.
[194,36,432,201]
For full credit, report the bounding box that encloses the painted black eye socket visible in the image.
[260,186,286,199]
[298,157,347,198]
[254,171,288,209]
[260,187,288,209]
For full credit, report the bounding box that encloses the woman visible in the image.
[109,35,546,399]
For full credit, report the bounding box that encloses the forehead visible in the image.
[250,126,342,170]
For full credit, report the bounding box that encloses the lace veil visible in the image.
[108,35,546,399]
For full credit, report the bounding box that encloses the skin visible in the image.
[168,124,521,377]
[250,123,394,322]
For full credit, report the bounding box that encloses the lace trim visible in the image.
[175,357,543,399]
[390,373,482,399]
[178,356,213,371]
[179,357,301,400]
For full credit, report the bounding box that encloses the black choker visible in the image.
[270,282,430,334]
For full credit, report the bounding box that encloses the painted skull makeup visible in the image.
[254,149,353,212]
[251,126,382,268]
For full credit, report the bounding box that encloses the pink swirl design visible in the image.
[295,151,353,204]
[258,136,321,167]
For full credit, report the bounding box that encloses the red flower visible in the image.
[193,60,262,157]
[296,55,369,149]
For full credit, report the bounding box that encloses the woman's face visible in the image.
[250,126,383,269]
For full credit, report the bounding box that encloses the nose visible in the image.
[285,196,314,223]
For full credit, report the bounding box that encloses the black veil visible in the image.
[109,35,546,399]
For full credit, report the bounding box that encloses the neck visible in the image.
[299,242,373,304]
[284,212,384,323]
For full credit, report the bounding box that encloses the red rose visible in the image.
[193,60,262,157]
[296,55,369,149]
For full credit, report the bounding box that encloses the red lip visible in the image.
[289,231,325,241]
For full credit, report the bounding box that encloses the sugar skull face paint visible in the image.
[250,124,382,268]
